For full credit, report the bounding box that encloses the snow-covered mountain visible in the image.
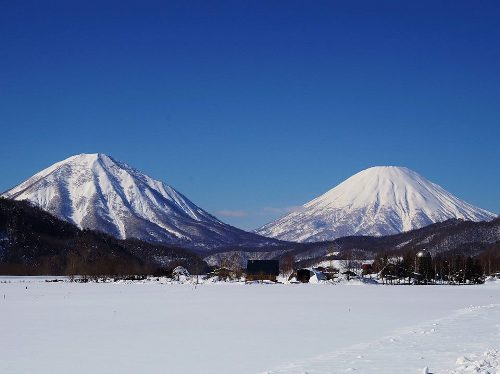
[256,166,497,242]
[2,153,278,249]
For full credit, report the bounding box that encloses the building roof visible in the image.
[246,260,279,275]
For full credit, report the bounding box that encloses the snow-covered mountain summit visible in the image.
[2,153,276,249]
[256,166,497,242]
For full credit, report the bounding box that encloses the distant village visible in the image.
[45,248,499,286]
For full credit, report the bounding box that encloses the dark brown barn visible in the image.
[246,260,280,281]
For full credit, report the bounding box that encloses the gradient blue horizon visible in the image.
[1,1,499,230]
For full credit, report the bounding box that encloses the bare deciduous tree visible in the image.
[280,254,295,277]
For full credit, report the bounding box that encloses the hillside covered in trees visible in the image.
[0,198,207,275]
[1,197,498,277]
[287,218,500,273]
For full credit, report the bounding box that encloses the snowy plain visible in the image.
[1,278,499,374]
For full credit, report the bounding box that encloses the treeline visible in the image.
[371,250,494,285]
[284,218,500,268]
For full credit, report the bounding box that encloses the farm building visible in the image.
[294,268,327,283]
[341,270,358,280]
[315,266,339,280]
[361,263,374,275]
[246,260,280,281]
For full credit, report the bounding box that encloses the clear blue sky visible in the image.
[1,1,499,230]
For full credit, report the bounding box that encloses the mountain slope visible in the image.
[2,153,278,249]
[256,166,497,242]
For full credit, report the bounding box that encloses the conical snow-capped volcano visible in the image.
[2,153,277,249]
[256,166,497,242]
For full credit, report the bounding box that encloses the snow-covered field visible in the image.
[1,278,499,374]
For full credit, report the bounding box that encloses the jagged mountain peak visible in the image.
[256,166,497,242]
[2,154,277,249]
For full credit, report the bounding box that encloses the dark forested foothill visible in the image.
[0,198,207,276]
[287,218,500,276]
[1,197,498,279]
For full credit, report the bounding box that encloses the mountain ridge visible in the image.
[2,153,280,250]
